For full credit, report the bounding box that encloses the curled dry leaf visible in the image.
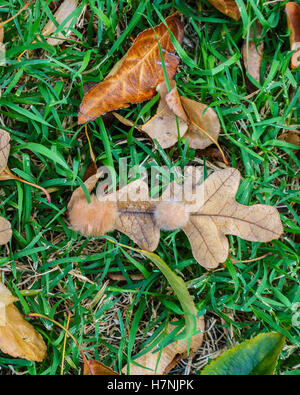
[78,15,184,124]
[242,21,264,88]
[181,96,221,150]
[0,282,47,361]
[41,0,78,46]
[113,80,222,155]
[207,0,241,21]
[122,317,204,375]
[286,2,300,69]
[68,167,283,269]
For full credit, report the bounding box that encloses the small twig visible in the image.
[229,252,270,264]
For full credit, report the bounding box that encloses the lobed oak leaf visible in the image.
[286,2,300,69]
[0,282,47,362]
[78,15,184,124]
[122,317,204,375]
[207,0,241,21]
[182,168,283,268]
[68,167,283,269]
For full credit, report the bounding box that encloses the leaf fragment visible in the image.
[286,2,300,69]
[242,21,264,87]
[78,15,184,124]
[0,282,47,362]
[83,356,118,375]
[123,317,204,375]
[207,0,241,21]
[41,0,78,46]
[0,217,12,245]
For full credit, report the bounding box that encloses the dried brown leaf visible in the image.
[182,168,283,268]
[286,2,300,68]
[142,81,188,148]
[207,0,241,21]
[83,357,118,375]
[0,129,10,175]
[278,129,300,149]
[122,317,204,375]
[181,96,221,150]
[0,282,46,361]
[78,15,184,124]
[0,216,12,245]
[68,168,283,269]
[242,22,264,86]
[41,0,78,46]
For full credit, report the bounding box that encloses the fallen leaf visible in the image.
[41,0,78,46]
[113,81,224,156]
[181,96,221,150]
[0,129,10,177]
[83,356,118,375]
[207,0,240,21]
[0,25,3,44]
[68,167,283,269]
[78,15,184,124]
[123,317,204,375]
[278,129,300,147]
[181,168,283,268]
[0,282,47,361]
[141,81,188,148]
[286,2,300,69]
[242,21,264,88]
[0,216,12,245]
[0,128,51,201]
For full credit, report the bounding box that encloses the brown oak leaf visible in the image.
[68,167,283,269]
[0,282,47,361]
[78,15,184,124]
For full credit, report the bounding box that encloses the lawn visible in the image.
[0,0,299,375]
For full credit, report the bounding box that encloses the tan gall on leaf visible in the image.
[286,2,300,69]
[78,15,184,124]
[0,282,47,361]
[123,317,204,375]
[207,0,241,21]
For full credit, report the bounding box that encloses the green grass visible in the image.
[0,0,299,375]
